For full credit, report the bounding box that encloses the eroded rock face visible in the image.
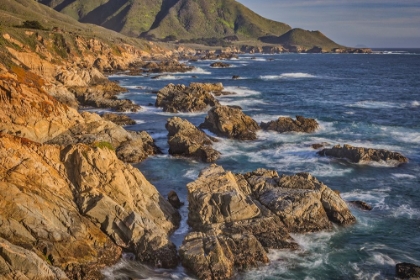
[0,134,180,278]
[180,165,355,279]
[200,105,260,140]
[62,144,180,268]
[47,112,160,163]
[260,116,319,133]
[155,83,220,113]
[318,144,408,165]
[166,117,220,162]
[0,134,122,279]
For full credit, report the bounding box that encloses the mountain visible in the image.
[37,0,292,40]
[259,28,343,50]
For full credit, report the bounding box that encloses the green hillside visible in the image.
[259,28,343,50]
[37,0,292,40]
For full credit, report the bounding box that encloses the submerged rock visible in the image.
[166,117,220,162]
[260,115,319,133]
[168,190,184,209]
[155,83,220,113]
[349,201,373,211]
[318,144,408,165]
[199,105,260,140]
[180,164,355,279]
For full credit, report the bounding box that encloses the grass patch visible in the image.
[92,141,115,151]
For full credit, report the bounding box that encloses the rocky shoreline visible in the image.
[0,26,410,280]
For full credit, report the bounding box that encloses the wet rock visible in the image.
[199,105,260,140]
[166,117,220,162]
[232,75,240,80]
[155,83,220,113]
[210,62,231,68]
[116,131,162,163]
[318,144,408,165]
[396,263,420,279]
[168,190,184,209]
[260,116,319,133]
[101,112,136,126]
[312,143,328,149]
[349,201,373,211]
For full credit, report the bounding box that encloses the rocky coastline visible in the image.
[0,22,406,280]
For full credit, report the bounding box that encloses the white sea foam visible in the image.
[219,86,261,97]
[187,67,211,74]
[390,204,420,219]
[346,101,402,109]
[260,73,316,80]
[391,173,416,179]
[183,169,199,180]
[411,100,420,107]
[151,75,179,80]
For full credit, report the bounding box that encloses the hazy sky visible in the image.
[237,0,420,48]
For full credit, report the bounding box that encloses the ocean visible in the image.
[103,49,420,279]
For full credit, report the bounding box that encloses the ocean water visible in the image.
[103,49,420,279]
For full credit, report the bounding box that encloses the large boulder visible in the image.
[318,144,408,166]
[155,83,220,113]
[199,105,260,140]
[101,112,136,126]
[260,116,319,133]
[142,60,194,73]
[180,164,355,279]
[166,117,220,162]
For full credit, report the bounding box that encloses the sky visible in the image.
[237,0,420,48]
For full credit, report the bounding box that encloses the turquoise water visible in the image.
[104,50,420,279]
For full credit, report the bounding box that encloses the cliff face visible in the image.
[0,134,180,278]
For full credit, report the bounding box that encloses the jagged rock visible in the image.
[210,62,231,68]
[47,112,160,163]
[312,143,328,149]
[349,201,373,211]
[71,82,141,112]
[0,134,122,278]
[168,190,184,209]
[396,263,420,279]
[63,144,180,268]
[155,83,220,113]
[189,82,224,93]
[199,105,260,140]
[0,237,69,280]
[179,231,268,280]
[0,73,83,143]
[260,116,319,133]
[318,144,408,165]
[143,60,194,73]
[101,112,136,126]
[242,170,356,232]
[166,117,220,162]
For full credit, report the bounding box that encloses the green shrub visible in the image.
[92,141,115,151]
[15,20,46,30]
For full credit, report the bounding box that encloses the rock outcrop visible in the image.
[142,60,194,73]
[200,105,260,140]
[155,83,220,113]
[101,112,136,126]
[210,62,231,68]
[180,165,355,279]
[47,112,161,163]
[166,117,220,162]
[396,263,420,279]
[348,201,373,211]
[260,116,319,133]
[318,144,408,165]
[0,134,180,278]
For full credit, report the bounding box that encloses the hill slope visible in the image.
[259,28,343,50]
[37,0,292,39]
